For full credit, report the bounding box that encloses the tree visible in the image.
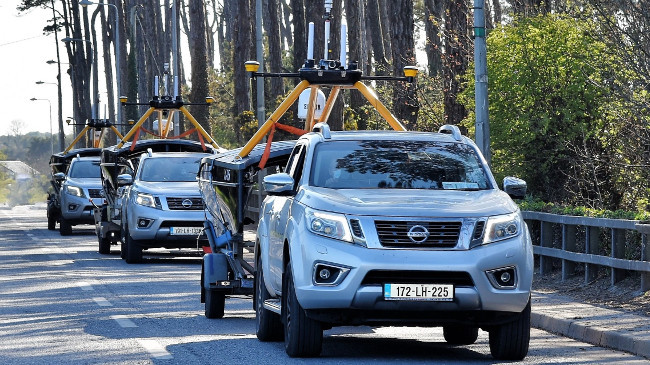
[188,0,211,132]
[387,0,418,128]
[232,0,253,142]
[460,14,647,210]
[443,0,470,126]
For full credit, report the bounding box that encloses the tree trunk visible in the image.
[423,0,443,77]
[188,0,211,133]
[266,0,285,98]
[443,0,469,125]
[233,0,252,142]
[492,0,502,25]
[347,0,367,130]
[305,0,324,60]
[99,4,117,145]
[387,0,418,128]
[378,0,392,64]
[291,0,307,73]
[281,0,293,52]
[366,0,388,75]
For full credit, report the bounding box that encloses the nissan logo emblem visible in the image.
[407,225,430,243]
[182,199,193,209]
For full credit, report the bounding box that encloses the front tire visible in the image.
[283,259,322,357]
[124,225,143,264]
[255,256,283,341]
[205,289,225,319]
[59,218,72,236]
[443,325,479,345]
[489,300,531,360]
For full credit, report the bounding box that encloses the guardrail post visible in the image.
[540,221,554,275]
[562,224,577,280]
[611,228,626,285]
[642,232,649,292]
[585,226,600,284]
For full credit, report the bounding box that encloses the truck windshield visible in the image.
[310,140,491,190]
[139,156,202,182]
[68,160,101,178]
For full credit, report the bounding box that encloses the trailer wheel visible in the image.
[98,232,111,254]
[124,225,143,264]
[489,299,531,360]
[205,289,225,319]
[47,215,56,230]
[255,257,283,341]
[59,219,72,236]
[283,259,322,357]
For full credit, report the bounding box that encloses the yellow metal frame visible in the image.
[237,79,406,158]
[63,124,125,153]
[115,106,220,150]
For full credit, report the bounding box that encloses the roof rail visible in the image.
[312,122,331,140]
[438,124,462,141]
[146,148,153,157]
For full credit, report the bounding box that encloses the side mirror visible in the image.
[53,172,66,181]
[503,176,527,199]
[263,173,295,196]
[117,174,134,186]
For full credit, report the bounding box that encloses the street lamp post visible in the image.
[30,98,54,155]
[80,0,122,129]
[35,81,63,152]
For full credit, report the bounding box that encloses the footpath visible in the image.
[532,291,650,359]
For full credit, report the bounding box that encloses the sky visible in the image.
[0,0,75,137]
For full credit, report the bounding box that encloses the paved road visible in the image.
[0,205,648,364]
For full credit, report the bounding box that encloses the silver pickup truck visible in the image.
[254,124,534,360]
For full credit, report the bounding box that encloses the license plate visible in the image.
[383,284,454,301]
[169,227,203,236]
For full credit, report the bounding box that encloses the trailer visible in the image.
[198,141,295,318]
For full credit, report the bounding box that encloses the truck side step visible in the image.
[263,299,282,315]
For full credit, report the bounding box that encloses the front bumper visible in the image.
[126,202,206,248]
[60,193,104,224]
[289,226,534,320]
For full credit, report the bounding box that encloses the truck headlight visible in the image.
[64,185,85,198]
[305,208,352,243]
[135,192,157,208]
[483,212,521,244]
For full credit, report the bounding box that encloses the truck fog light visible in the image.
[319,268,331,280]
[486,266,517,289]
[138,218,152,228]
[313,263,350,286]
[68,204,78,211]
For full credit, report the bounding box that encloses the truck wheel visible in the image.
[124,226,143,264]
[98,232,111,254]
[59,219,72,236]
[255,257,283,341]
[283,259,322,357]
[443,325,479,345]
[489,299,531,360]
[205,289,225,319]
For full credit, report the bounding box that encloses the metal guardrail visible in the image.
[522,211,650,292]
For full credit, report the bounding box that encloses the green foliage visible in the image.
[518,196,650,221]
[460,14,647,211]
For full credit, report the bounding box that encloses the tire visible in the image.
[255,257,283,341]
[98,232,111,254]
[59,219,72,236]
[47,215,56,230]
[443,325,479,345]
[124,225,143,264]
[283,260,322,357]
[205,289,225,319]
[489,300,531,360]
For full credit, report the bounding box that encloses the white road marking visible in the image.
[137,339,173,360]
[92,297,112,307]
[111,315,137,328]
[77,282,94,291]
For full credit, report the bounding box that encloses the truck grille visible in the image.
[88,189,104,198]
[361,270,474,286]
[375,220,461,248]
[166,197,204,210]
